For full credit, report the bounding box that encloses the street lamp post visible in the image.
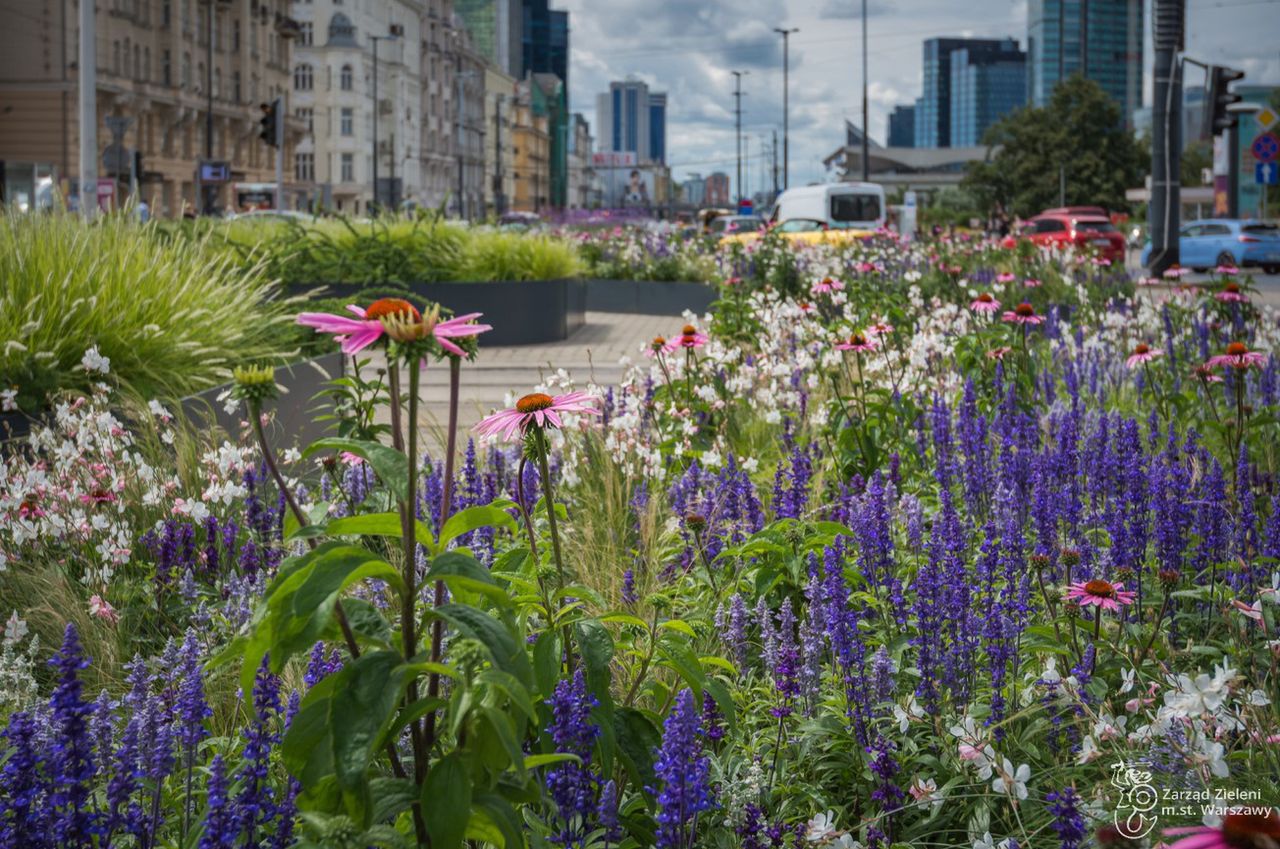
[370,27,401,213]
[860,0,869,182]
[774,27,797,191]
[731,70,748,204]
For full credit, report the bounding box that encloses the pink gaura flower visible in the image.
[835,332,878,353]
[473,391,602,442]
[1205,341,1267,371]
[986,346,1013,361]
[89,594,119,624]
[1233,599,1264,622]
[1163,810,1280,849]
[1125,343,1164,370]
[1064,579,1136,613]
[1214,281,1249,303]
[855,261,879,274]
[665,324,709,351]
[811,277,844,294]
[996,272,1016,283]
[970,292,1001,314]
[1001,302,1044,325]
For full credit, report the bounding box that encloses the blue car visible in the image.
[1141,218,1280,273]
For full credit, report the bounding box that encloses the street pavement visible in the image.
[361,311,676,453]
[1126,249,1280,309]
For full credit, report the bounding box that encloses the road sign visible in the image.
[1257,106,1279,131]
[104,115,133,139]
[1251,132,1279,162]
[198,160,231,183]
[102,143,131,175]
[1258,162,1279,185]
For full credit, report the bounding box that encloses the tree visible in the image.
[963,75,1148,218]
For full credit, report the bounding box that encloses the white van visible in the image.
[769,182,886,232]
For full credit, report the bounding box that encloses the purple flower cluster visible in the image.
[544,670,601,847]
[650,689,715,849]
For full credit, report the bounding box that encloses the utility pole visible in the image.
[456,49,465,219]
[772,128,779,200]
[275,94,284,211]
[493,94,506,216]
[78,0,97,218]
[204,0,215,214]
[1148,0,1184,274]
[370,28,401,213]
[774,27,797,190]
[732,70,747,203]
[860,0,870,182]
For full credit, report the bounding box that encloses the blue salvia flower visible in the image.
[755,596,778,673]
[621,569,638,605]
[197,755,235,849]
[596,779,622,843]
[0,710,51,848]
[545,670,600,847]
[770,598,801,718]
[650,689,715,849]
[867,734,905,840]
[304,641,343,688]
[235,659,282,846]
[726,594,749,670]
[48,623,97,848]
[1046,788,1088,849]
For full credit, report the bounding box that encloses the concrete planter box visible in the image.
[2,352,343,452]
[291,278,586,346]
[584,279,718,316]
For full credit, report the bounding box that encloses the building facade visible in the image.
[482,64,515,215]
[681,173,705,206]
[595,78,666,165]
[916,37,1023,148]
[520,0,566,92]
[949,39,1026,147]
[0,0,306,216]
[1027,0,1142,125]
[704,171,729,207]
[566,111,598,208]
[290,0,422,214]
[419,0,458,208]
[451,19,487,218]
[510,77,548,211]
[887,104,915,147]
[452,0,520,75]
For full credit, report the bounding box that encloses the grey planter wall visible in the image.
[584,279,717,316]
[291,278,586,346]
[180,352,344,452]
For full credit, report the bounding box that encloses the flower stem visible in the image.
[424,357,460,764]
[533,426,567,590]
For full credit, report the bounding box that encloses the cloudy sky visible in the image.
[557,0,1280,193]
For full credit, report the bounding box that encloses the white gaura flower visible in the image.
[805,811,838,843]
[1119,667,1136,694]
[4,611,29,644]
[0,389,16,412]
[81,346,111,374]
[991,758,1031,800]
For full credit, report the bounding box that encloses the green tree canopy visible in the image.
[963,75,1148,218]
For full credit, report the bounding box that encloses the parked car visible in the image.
[1003,206,1126,263]
[707,215,764,237]
[769,182,886,232]
[1139,219,1280,273]
[720,217,872,247]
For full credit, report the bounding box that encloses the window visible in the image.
[298,22,312,46]
[293,63,313,90]
[232,70,241,102]
[112,41,120,75]
[143,47,150,81]
[162,50,171,85]
[1201,223,1231,236]
[182,52,191,88]
[162,0,170,27]
[1035,219,1066,233]
[829,193,881,225]
[294,153,314,182]
[340,107,353,136]
[340,64,353,91]
[213,68,221,98]
[296,107,313,134]
[233,19,240,50]
[340,153,354,182]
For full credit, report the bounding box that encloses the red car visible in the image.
[1003,206,1126,263]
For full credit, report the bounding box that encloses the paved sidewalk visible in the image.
[363,311,678,451]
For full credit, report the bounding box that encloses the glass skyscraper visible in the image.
[596,80,666,164]
[1027,0,1142,125]
[887,104,915,148]
[950,40,1027,147]
[916,38,1025,148]
[522,0,568,93]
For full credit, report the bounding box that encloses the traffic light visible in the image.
[258,100,279,147]
[1208,65,1245,134]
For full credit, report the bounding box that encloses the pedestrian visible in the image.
[137,198,150,223]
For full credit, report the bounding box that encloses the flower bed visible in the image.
[3,232,1279,849]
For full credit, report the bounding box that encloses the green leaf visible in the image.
[478,669,538,724]
[438,503,517,551]
[323,511,437,550]
[335,598,393,648]
[330,651,410,792]
[472,792,524,849]
[575,618,614,698]
[425,551,511,605]
[532,631,561,698]
[613,707,660,796]
[422,753,472,849]
[658,619,698,639]
[304,437,409,501]
[432,604,532,684]
[523,753,582,770]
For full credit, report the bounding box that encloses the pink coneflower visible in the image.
[665,324,709,351]
[430,313,493,356]
[996,272,1016,283]
[866,321,895,337]
[971,292,1001,314]
[1023,277,1042,288]
[1214,264,1240,276]
[811,276,844,294]
[1001,302,1044,325]
[1137,276,1162,286]
[1064,579,1136,613]
[473,391,601,442]
[1193,363,1225,384]
[1206,341,1267,371]
[1214,281,1249,303]
[1164,809,1280,849]
[1125,343,1164,370]
[1163,265,1188,279]
[836,332,878,353]
[89,594,119,624]
[297,297,417,354]
[645,336,667,358]
[987,346,1013,361]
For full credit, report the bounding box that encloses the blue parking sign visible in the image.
[1258,161,1279,185]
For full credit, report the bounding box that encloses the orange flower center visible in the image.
[977,293,994,303]
[1133,343,1150,355]
[849,333,868,347]
[1083,579,1115,599]
[651,336,666,349]
[1014,302,1035,317]
[1224,281,1240,293]
[1222,810,1280,846]
[365,298,420,321]
[681,324,697,336]
[1226,341,1249,356]
[516,393,555,413]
